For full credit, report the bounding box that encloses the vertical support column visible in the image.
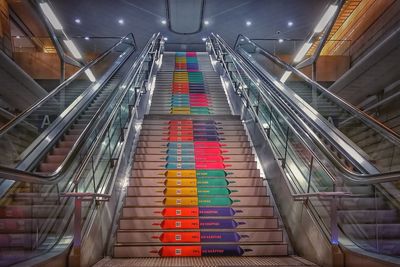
[71,197,82,267]
[0,0,12,57]
[311,61,318,109]
[60,59,65,83]
[331,195,344,267]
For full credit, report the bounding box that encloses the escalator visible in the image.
[0,30,398,267]
[208,34,400,264]
[235,35,400,175]
[0,33,163,266]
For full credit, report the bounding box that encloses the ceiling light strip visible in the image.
[39,2,63,30]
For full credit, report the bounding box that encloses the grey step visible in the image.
[135,147,252,155]
[121,206,274,218]
[124,196,270,207]
[116,230,284,243]
[138,135,248,142]
[0,205,57,218]
[131,169,260,178]
[134,154,255,162]
[351,239,400,255]
[113,243,288,257]
[119,217,277,230]
[338,209,398,224]
[338,197,387,209]
[129,177,265,187]
[126,186,267,197]
[141,125,244,131]
[342,223,400,239]
[0,218,59,233]
[132,161,257,170]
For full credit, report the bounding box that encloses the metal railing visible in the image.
[234,34,400,142]
[213,33,400,185]
[63,34,163,266]
[0,34,138,191]
[208,33,400,258]
[234,34,400,178]
[0,33,163,266]
[0,33,136,137]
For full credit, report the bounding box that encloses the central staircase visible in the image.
[113,52,289,258]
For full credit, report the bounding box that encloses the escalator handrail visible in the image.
[234,34,400,147]
[71,33,161,188]
[210,33,400,185]
[208,36,338,187]
[208,39,336,186]
[0,33,161,185]
[0,43,134,183]
[6,34,161,267]
[0,32,136,138]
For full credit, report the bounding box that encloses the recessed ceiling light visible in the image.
[246,21,252,26]
[278,38,284,43]
[118,19,124,25]
[75,18,81,24]
[161,19,167,25]
[84,36,90,40]
[204,20,209,25]
[16,35,21,39]
[202,37,207,42]
[163,37,168,41]
[288,21,293,27]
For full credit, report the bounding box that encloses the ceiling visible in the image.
[45,0,333,52]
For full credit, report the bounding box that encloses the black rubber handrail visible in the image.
[210,33,400,185]
[0,33,161,186]
[234,33,400,146]
[0,33,136,137]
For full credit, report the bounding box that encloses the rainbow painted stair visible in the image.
[113,52,288,257]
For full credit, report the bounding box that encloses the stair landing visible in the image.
[94,256,318,267]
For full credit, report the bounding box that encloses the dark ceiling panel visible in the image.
[168,0,204,34]
[49,0,334,52]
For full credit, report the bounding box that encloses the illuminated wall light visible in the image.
[118,19,124,25]
[43,46,56,53]
[246,21,252,26]
[161,19,167,25]
[204,20,209,25]
[314,5,338,33]
[288,21,293,27]
[85,69,96,82]
[75,18,81,24]
[84,36,90,40]
[202,37,207,42]
[63,39,82,59]
[39,2,63,30]
[293,42,312,63]
[280,71,292,83]
[278,38,284,43]
[163,37,168,41]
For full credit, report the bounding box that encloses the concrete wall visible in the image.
[0,0,12,57]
